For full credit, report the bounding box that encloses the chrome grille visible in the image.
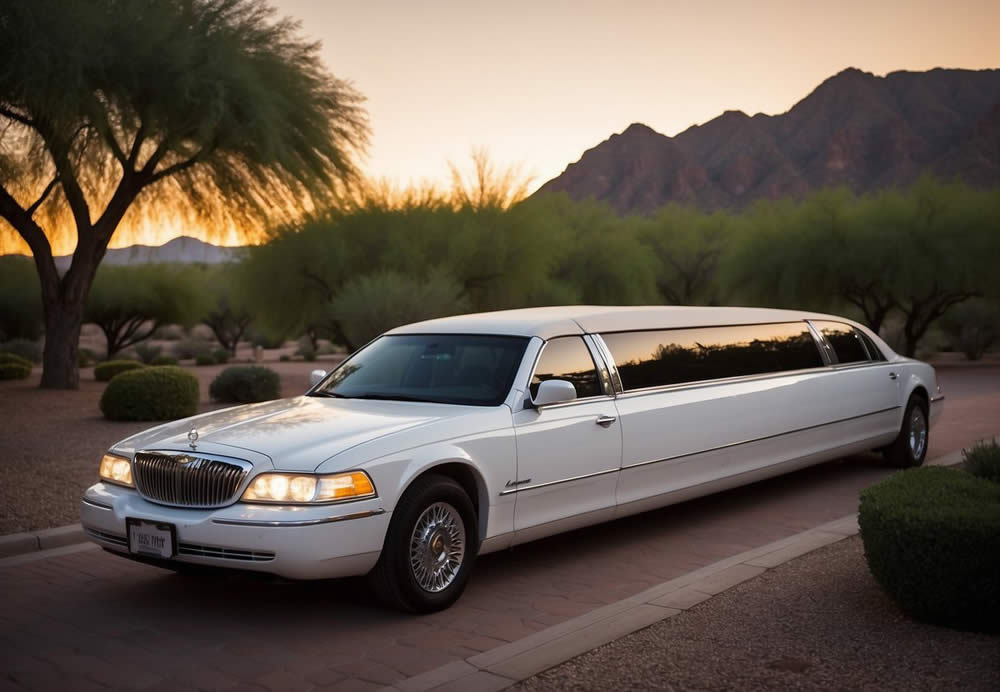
[133,451,252,508]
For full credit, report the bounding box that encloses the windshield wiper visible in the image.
[347,393,441,403]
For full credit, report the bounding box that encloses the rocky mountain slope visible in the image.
[536,68,1000,213]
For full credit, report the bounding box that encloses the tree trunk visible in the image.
[40,297,84,389]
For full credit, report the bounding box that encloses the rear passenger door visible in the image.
[603,322,832,511]
[511,336,622,542]
[809,321,900,445]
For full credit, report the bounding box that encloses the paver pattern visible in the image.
[1,366,998,691]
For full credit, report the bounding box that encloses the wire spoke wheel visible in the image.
[408,501,466,593]
[909,406,927,460]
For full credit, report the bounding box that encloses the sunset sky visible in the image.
[4,0,1000,253]
[277,0,1000,192]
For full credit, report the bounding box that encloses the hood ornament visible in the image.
[187,428,199,449]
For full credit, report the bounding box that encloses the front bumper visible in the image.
[80,482,390,579]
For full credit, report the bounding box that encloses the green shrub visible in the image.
[209,366,281,403]
[279,354,291,362]
[859,466,1000,632]
[150,355,179,366]
[134,343,163,364]
[330,270,468,348]
[212,348,230,364]
[171,338,213,361]
[0,352,33,368]
[100,366,200,421]
[939,299,1000,361]
[0,362,31,380]
[78,347,98,368]
[94,360,146,382]
[0,338,42,363]
[963,438,1000,483]
[195,354,216,366]
[248,329,286,349]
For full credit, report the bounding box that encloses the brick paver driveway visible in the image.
[2,366,998,692]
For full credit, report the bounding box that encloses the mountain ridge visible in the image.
[536,67,1000,212]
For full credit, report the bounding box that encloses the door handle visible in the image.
[596,415,617,427]
[889,372,898,380]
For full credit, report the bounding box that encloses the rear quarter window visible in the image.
[813,321,871,364]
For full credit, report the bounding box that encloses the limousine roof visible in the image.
[388,305,843,340]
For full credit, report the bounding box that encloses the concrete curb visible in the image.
[376,448,966,692]
[0,523,86,558]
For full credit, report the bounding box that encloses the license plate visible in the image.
[126,518,176,558]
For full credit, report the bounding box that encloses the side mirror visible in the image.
[532,379,577,407]
[309,369,327,387]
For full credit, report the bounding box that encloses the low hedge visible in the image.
[100,366,199,421]
[95,359,146,382]
[209,366,280,403]
[858,466,1000,632]
[0,361,31,380]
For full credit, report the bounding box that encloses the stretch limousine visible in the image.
[81,306,943,611]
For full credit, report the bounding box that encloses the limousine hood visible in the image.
[113,396,475,472]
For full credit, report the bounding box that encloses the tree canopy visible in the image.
[0,0,368,387]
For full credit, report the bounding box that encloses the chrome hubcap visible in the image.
[909,407,927,459]
[409,502,465,593]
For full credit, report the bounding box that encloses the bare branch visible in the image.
[147,148,208,185]
[0,105,35,129]
[0,183,59,286]
[26,176,59,216]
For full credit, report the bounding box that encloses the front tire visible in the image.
[883,396,929,468]
[368,474,478,613]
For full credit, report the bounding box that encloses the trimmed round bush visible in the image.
[94,359,146,382]
[209,366,280,403]
[150,355,179,366]
[0,361,31,380]
[0,338,41,363]
[859,466,1000,632]
[195,354,216,366]
[212,348,231,365]
[0,352,33,368]
[100,366,199,421]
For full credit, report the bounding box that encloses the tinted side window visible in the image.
[859,331,887,362]
[530,337,602,399]
[814,321,869,364]
[603,322,823,391]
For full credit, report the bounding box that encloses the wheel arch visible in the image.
[395,459,490,544]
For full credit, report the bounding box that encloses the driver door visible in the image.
[510,336,622,543]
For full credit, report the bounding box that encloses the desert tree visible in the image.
[639,204,734,305]
[85,264,200,358]
[0,0,368,387]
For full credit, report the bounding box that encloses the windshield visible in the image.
[312,334,530,406]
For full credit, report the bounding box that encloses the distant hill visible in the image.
[536,67,1000,213]
[47,236,242,272]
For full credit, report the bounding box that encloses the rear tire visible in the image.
[368,474,478,613]
[883,396,929,468]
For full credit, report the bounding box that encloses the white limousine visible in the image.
[82,306,943,611]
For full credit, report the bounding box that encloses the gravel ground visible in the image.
[0,358,339,535]
[516,536,1000,691]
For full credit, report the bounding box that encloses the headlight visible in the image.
[241,471,376,504]
[99,453,134,487]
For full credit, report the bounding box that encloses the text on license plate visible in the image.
[127,519,176,558]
